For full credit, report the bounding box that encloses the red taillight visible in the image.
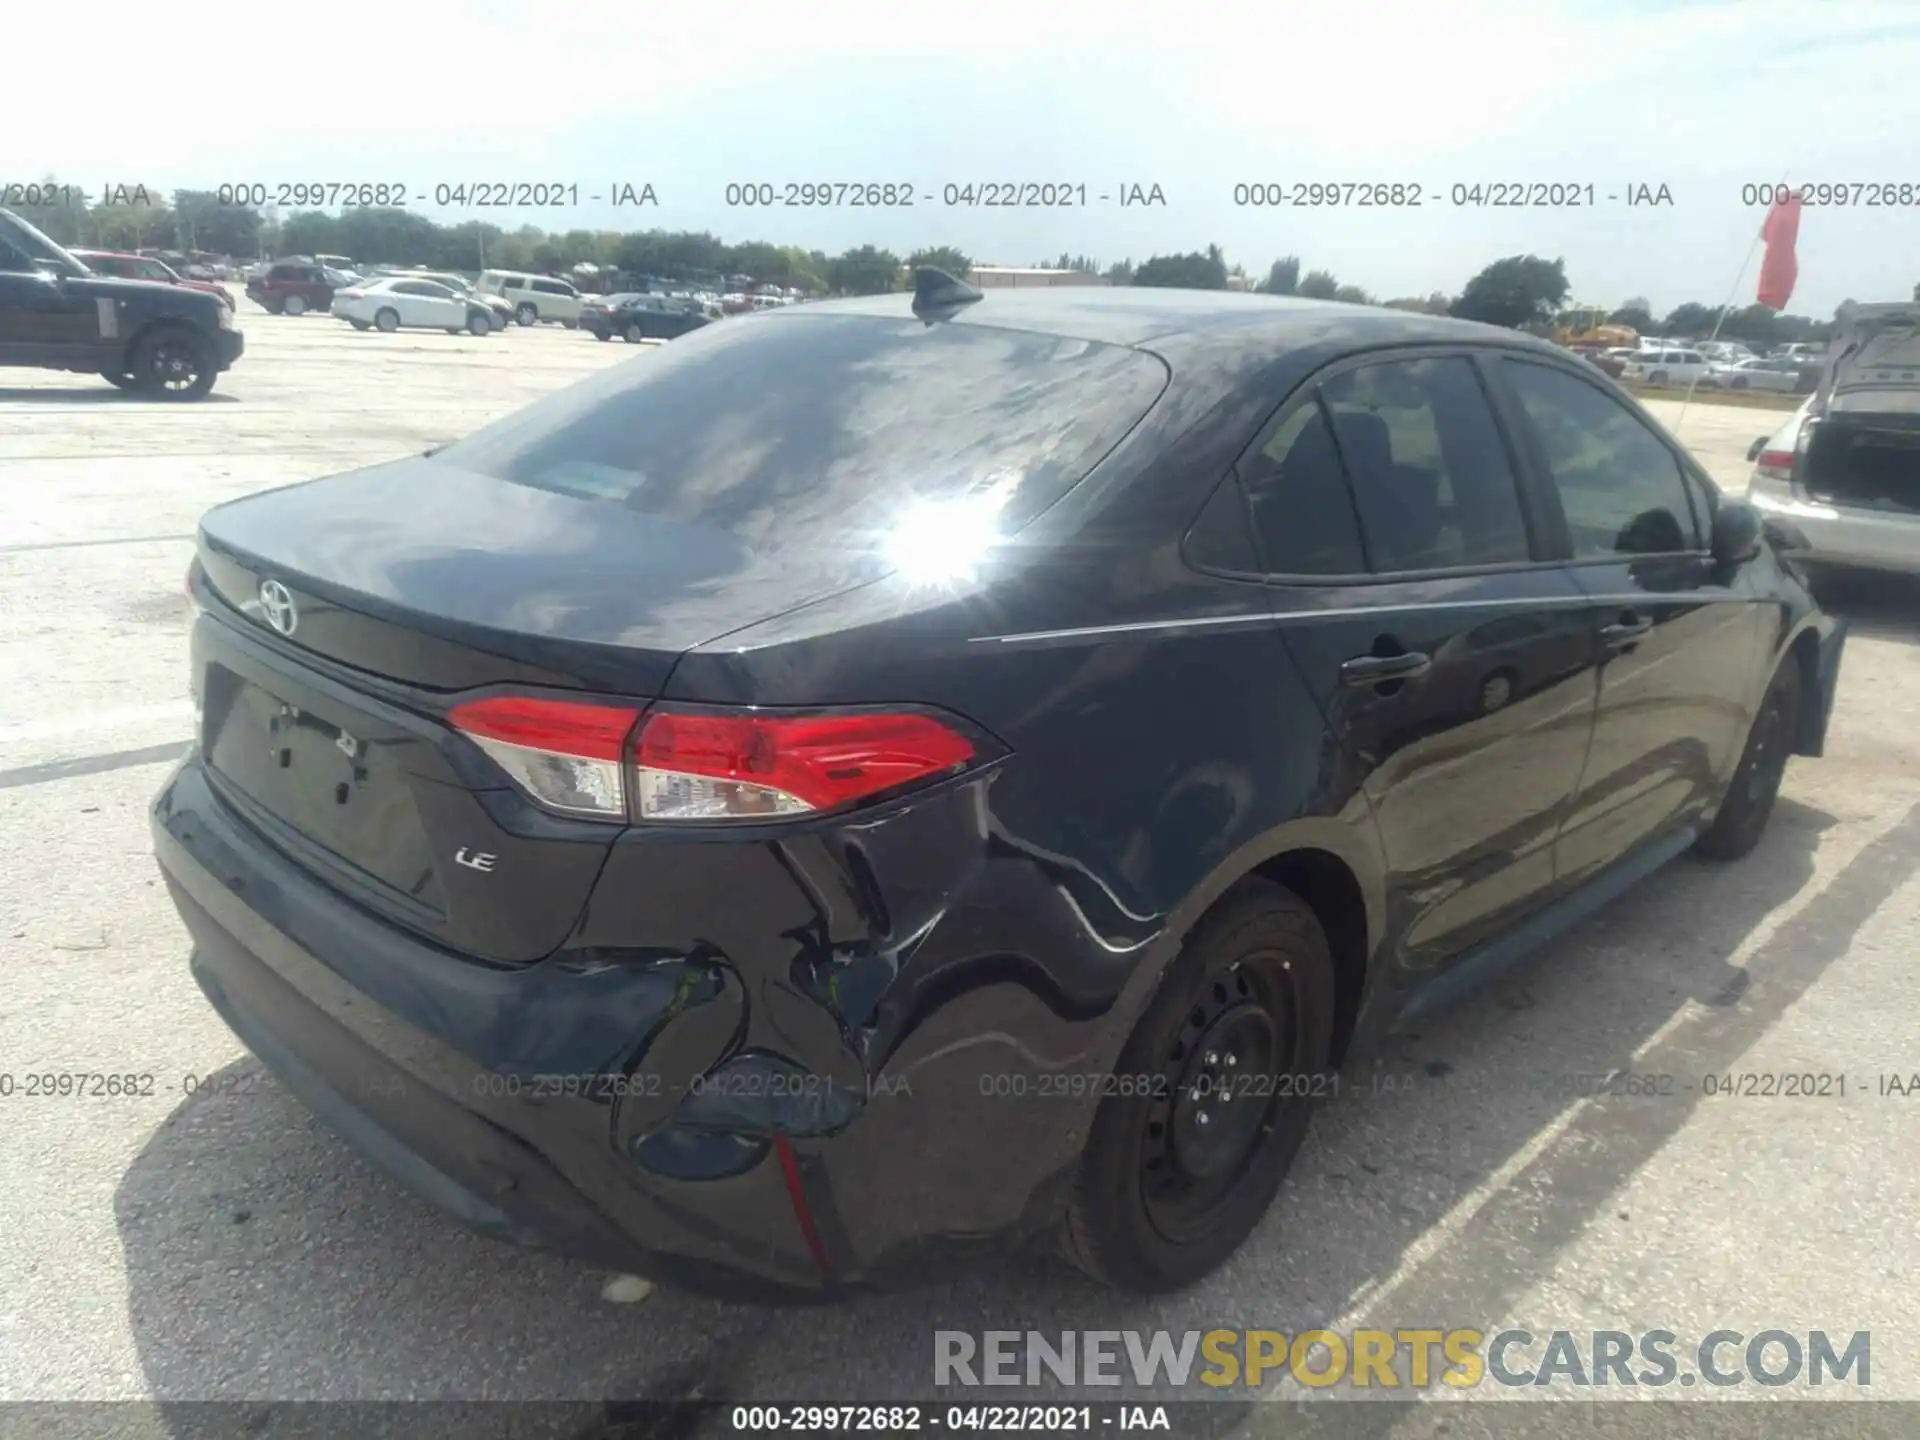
[449,697,980,823]
[1756,449,1796,472]
[634,709,977,821]
[448,696,642,818]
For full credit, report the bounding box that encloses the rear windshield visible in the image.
[434,313,1169,545]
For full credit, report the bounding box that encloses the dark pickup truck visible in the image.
[0,208,243,399]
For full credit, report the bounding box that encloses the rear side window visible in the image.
[435,314,1169,551]
[503,277,525,290]
[533,279,573,296]
[1237,404,1368,574]
[1320,357,1531,571]
[1501,359,1701,557]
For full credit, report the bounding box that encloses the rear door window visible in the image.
[435,314,1169,552]
[1319,356,1532,572]
[1236,402,1368,575]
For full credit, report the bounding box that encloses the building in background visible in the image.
[966,266,1109,288]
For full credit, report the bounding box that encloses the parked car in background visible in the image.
[245,260,347,316]
[1696,341,1756,365]
[579,293,712,342]
[0,206,242,399]
[154,282,1842,1301]
[1745,301,1920,574]
[71,250,236,309]
[376,269,515,332]
[332,276,496,335]
[1622,348,1711,387]
[1701,356,1810,394]
[1773,342,1829,366]
[475,270,583,327]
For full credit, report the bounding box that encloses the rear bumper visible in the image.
[152,754,1127,1296]
[1751,487,1920,573]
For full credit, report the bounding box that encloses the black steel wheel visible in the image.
[129,327,216,401]
[1696,658,1802,861]
[1062,878,1336,1291]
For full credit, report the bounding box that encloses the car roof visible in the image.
[772,287,1564,357]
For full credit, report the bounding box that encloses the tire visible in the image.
[1649,369,1669,386]
[374,308,400,333]
[593,329,610,341]
[284,294,308,316]
[1062,878,1336,1292]
[1729,377,1748,390]
[101,370,139,391]
[1696,658,1802,862]
[625,321,645,343]
[468,310,492,336]
[515,302,537,326]
[562,318,578,329]
[128,325,217,401]
[349,319,371,331]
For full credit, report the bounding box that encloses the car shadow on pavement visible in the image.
[0,389,241,404]
[113,790,1913,1434]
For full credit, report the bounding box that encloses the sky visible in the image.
[7,0,1919,316]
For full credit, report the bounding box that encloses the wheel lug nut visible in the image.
[1207,1051,1219,1064]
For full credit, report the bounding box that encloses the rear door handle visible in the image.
[1600,616,1654,648]
[1340,652,1431,687]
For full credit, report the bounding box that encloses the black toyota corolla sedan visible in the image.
[153,275,1846,1299]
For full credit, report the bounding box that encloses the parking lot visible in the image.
[4,300,1920,1432]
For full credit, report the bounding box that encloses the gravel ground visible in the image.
[2,301,1916,1436]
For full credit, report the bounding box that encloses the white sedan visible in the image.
[332,277,496,335]
[1701,356,1810,394]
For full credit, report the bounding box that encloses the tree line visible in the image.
[8,179,1859,340]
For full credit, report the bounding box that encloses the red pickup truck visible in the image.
[70,250,235,309]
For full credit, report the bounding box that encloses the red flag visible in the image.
[1757,193,1802,310]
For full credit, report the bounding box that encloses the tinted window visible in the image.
[436,314,1169,550]
[1185,476,1259,573]
[503,277,524,289]
[1320,357,1532,571]
[532,279,572,296]
[1502,360,1700,557]
[1236,402,1367,575]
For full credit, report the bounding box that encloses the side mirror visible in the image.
[1711,499,1765,569]
[1745,437,1768,462]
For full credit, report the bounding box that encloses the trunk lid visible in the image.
[196,454,885,692]
[1814,302,1920,417]
[193,456,888,962]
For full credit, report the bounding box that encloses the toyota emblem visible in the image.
[258,579,298,636]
